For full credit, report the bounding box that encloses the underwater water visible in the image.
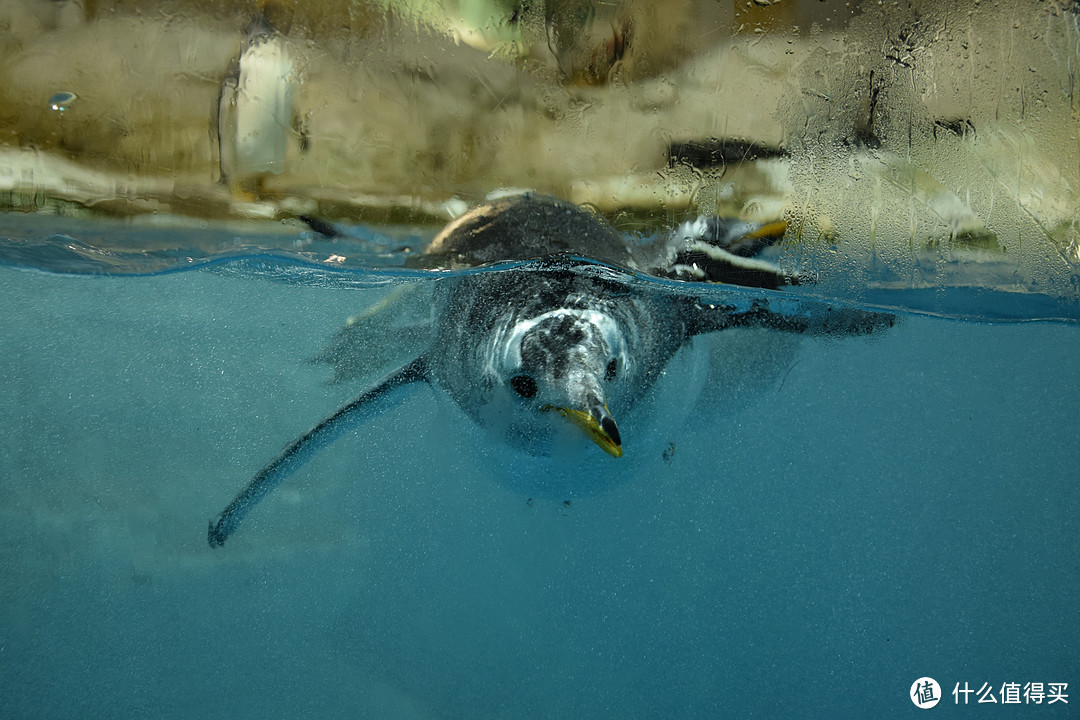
[1,214,1078,719]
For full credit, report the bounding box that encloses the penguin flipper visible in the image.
[687,295,895,338]
[208,357,429,548]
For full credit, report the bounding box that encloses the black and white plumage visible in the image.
[207,194,893,547]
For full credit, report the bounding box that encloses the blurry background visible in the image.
[1,0,1078,297]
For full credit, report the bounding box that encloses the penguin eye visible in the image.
[605,358,618,382]
[510,374,538,399]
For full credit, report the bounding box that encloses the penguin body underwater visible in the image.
[208,194,893,547]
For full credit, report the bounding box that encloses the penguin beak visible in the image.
[543,404,623,458]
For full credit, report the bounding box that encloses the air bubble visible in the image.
[48,91,77,112]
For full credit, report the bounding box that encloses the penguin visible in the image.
[207,194,893,547]
[215,14,296,197]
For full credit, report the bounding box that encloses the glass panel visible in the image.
[2,2,1077,717]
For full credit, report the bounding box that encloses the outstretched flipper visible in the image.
[208,357,429,547]
[686,294,896,338]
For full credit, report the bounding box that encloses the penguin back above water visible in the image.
[415,194,630,268]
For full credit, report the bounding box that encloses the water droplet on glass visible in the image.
[48,91,77,112]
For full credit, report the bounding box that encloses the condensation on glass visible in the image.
[0,0,1076,297]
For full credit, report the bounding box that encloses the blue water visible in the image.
[1,213,1078,718]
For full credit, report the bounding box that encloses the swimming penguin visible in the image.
[207,194,893,547]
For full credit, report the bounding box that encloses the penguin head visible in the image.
[498,308,627,457]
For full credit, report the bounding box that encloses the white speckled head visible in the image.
[476,306,630,457]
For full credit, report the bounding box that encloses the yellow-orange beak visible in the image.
[746,219,787,242]
[543,405,623,458]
